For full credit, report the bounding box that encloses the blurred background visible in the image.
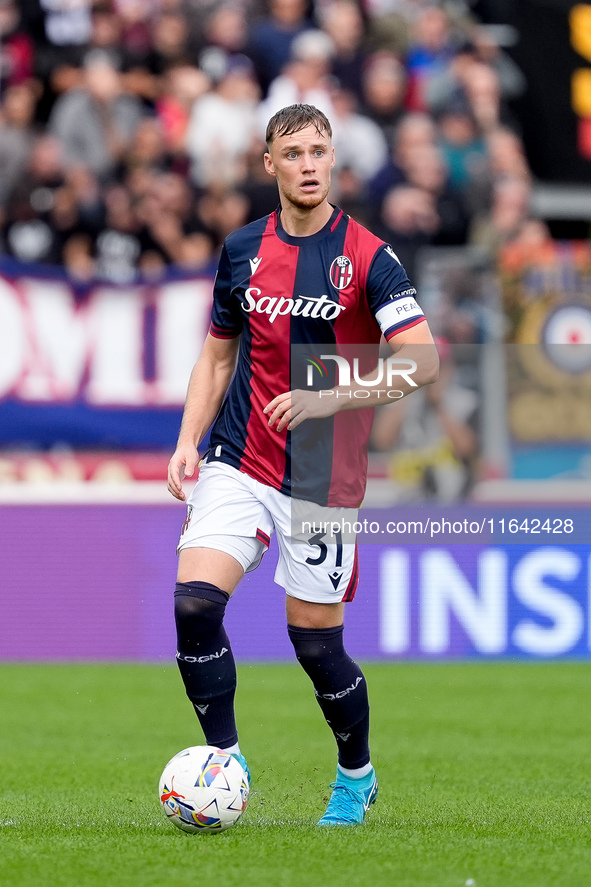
[2,0,591,662]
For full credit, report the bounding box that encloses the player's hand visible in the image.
[167,443,199,501]
[263,389,336,432]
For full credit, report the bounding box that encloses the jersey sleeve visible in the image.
[209,242,243,339]
[366,244,426,341]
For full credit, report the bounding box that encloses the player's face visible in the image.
[264,124,335,211]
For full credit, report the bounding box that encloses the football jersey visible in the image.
[207,205,425,507]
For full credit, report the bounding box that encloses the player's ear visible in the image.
[264,152,276,178]
[330,146,335,169]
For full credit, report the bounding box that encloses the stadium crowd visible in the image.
[0,0,544,309]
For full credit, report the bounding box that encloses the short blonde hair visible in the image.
[265,104,332,146]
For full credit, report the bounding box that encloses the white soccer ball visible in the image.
[159,745,249,833]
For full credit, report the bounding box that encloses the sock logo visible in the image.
[176,648,229,664]
[315,676,363,701]
[335,732,351,741]
[195,704,209,715]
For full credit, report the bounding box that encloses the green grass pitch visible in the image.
[2,661,591,887]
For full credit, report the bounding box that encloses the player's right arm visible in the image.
[167,332,240,501]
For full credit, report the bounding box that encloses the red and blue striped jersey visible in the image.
[207,205,425,507]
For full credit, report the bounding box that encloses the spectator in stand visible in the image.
[49,50,145,182]
[198,185,250,245]
[258,29,336,128]
[200,4,250,64]
[27,0,93,122]
[439,266,486,344]
[87,2,156,106]
[469,175,531,256]
[437,106,488,198]
[374,184,439,280]
[208,4,249,51]
[331,87,389,184]
[403,143,469,245]
[248,0,315,94]
[88,3,128,73]
[405,5,458,112]
[113,0,154,60]
[62,232,96,282]
[486,125,531,183]
[425,32,525,119]
[185,56,260,187]
[94,183,158,282]
[3,189,55,264]
[0,83,39,208]
[153,171,214,249]
[370,340,478,502]
[460,61,515,135]
[48,183,92,266]
[364,1,412,58]
[174,231,217,273]
[240,137,284,223]
[388,110,438,169]
[331,164,370,226]
[320,0,368,103]
[156,63,210,157]
[466,24,526,104]
[423,40,476,116]
[0,0,35,93]
[3,135,65,263]
[66,164,105,233]
[436,107,491,223]
[146,9,198,77]
[135,178,216,275]
[360,51,408,145]
[118,117,175,182]
[367,111,436,212]
[500,218,555,274]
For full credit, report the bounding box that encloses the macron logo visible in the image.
[249,256,262,275]
[385,245,401,264]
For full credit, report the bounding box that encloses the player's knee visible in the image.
[174,581,229,637]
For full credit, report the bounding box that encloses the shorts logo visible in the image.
[330,255,353,290]
[181,505,193,535]
[329,571,343,590]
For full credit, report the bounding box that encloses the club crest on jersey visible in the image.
[329,255,353,290]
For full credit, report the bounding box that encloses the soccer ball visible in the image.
[159,745,249,833]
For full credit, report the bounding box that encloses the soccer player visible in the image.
[167,104,438,826]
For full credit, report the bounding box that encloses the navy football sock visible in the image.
[174,580,238,748]
[287,623,370,769]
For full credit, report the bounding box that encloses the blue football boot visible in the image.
[317,766,378,826]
